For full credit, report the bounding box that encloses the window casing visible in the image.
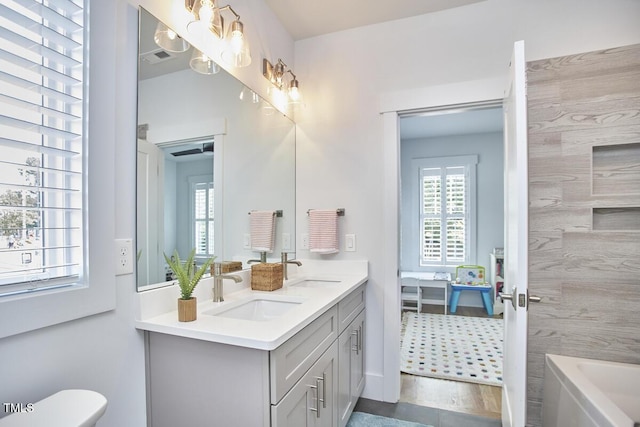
[415,156,477,268]
[189,175,214,259]
[0,0,85,296]
[0,0,116,340]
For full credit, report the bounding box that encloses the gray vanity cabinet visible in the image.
[337,310,365,427]
[271,341,338,427]
[336,286,366,427]
[145,283,366,427]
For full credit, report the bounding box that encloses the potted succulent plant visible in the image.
[164,249,214,322]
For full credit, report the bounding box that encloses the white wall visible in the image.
[0,2,146,426]
[0,0,295,425]
[294,0,640,401]
[400,132,504,307]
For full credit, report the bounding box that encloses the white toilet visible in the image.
[0,390,107,427]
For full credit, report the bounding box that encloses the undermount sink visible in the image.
[289,279,342,288]
[203,296,306,321]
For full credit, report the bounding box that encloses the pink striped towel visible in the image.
[250,210,276,252]
[309,209,339,254]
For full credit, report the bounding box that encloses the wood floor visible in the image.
[399,304,503,420]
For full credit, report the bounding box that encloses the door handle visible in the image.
[499,288,517,311]
[500,288,541,310]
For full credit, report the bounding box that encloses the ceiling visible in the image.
[400,107,503,140]
[264,0,485,41]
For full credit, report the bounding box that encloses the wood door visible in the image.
[136,139,164,286]
[501,40,530,427]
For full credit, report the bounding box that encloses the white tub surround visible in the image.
[543,354,640,427]
[135,260,368,350]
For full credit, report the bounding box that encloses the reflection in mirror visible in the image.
[137,8,295,290]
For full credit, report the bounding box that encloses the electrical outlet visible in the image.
[301,233,309,250]
[115,238,133,276]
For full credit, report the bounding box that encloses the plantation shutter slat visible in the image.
[0,0,85,294]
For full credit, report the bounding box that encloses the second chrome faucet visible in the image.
[212,262,243,302]
[281,252,302,280]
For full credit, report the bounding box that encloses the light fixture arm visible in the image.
[185,0,238,18]
[218,4,240,20]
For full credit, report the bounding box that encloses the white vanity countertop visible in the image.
[135,260,368,350]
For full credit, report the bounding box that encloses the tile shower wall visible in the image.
[526,44,640,426]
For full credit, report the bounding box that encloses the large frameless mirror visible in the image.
[136,8,295,290]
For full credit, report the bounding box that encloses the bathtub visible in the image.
[543,354,640,427]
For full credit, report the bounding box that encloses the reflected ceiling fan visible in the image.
[171,142,214,157]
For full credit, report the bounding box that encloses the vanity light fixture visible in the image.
[287,70,302,104]
[189,49,220,75]
[263,58,303,105]
[154,21,190,52]
[185,0,252,68]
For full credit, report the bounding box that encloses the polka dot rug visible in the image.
[400,312,503,386]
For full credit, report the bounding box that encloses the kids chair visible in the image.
[450,265,493,316]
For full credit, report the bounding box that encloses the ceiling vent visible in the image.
[140,48,179,65]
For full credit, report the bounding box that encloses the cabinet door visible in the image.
[273,342,338,427]
[351,311,365,400]
[337,310,365,427]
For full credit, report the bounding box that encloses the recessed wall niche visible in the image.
[592,143,640,195]
[591,143,640,231]
[593,207,640,231]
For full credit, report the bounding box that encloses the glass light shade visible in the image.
[187,0,223,38]
[154,22,190,52]
[189,49,220,75]
[288,79,302,104]
[220,20,251,68]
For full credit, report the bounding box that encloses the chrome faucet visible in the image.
[212,263,242,302]
[281,252,302,280]
[247,251,267,264]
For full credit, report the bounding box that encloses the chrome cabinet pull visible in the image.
[314,374,326,408]
[309,382,320,418]
[351,329,359,354]
[358,324,363,352]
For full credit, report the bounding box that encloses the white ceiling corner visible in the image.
[264,0,486,41]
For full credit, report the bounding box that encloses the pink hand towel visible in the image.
[250,210,276,253]
[309,209,339,254]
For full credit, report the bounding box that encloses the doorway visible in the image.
[397,104,504,418]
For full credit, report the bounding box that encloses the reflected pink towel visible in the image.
[250,210,276,252]
[309,209,338,254]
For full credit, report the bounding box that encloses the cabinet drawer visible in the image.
[337,283,366,334]
[271,306,338,404]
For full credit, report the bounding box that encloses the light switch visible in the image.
[243,233,251,249]
[345,234,356,252]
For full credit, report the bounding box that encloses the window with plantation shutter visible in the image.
[191,177,214,258]
[417,156,477,267]
[0,0,85,296]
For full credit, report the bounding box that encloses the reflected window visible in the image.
[192,180,214,257]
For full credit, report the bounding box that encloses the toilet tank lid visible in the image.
[0,389,107,427]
